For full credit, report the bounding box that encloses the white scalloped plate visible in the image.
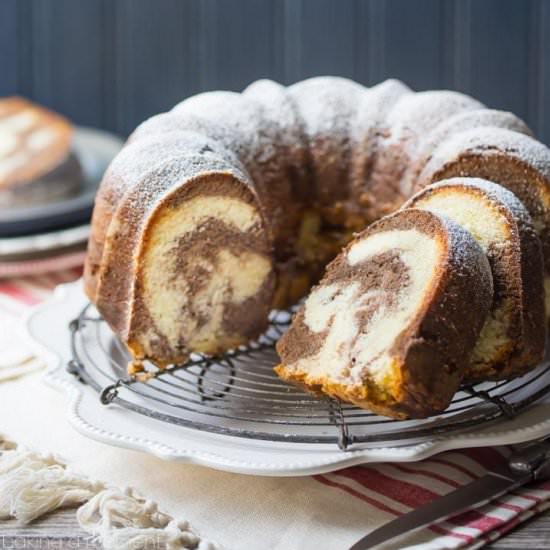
[21,281,550,476]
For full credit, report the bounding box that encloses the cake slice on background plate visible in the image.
[0,97,83,208]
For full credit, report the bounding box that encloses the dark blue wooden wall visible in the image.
[1,0,549,144]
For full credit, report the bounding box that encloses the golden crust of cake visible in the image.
[0,97,73,190]
[276,209,493,419]
[405,177,546,381]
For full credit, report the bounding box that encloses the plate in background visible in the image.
[0,224,90,259]
[0,224,89,277]
[0,127,123,237]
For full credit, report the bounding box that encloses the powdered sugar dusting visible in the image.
[171,91,280,166]
[102,130,252,210]
[351,79,411,143]
[119,148,252,218]
[384,90,484,151]
[424,126,550,181]
[407,109,532,190]
[243,79,305,150]
[133,111,267,169]
[420,109,531,155]
[95,77,550,253]
[287,76,368,196]
[288,77,366,139]
[433,210,493,287]
[132,91,294,215]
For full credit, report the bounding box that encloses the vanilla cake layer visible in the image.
[125,182,274,368]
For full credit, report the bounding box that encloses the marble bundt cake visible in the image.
[85,76,550,405]
[275,209,493,418]
[0,97,82,207]
[405,178,546,382]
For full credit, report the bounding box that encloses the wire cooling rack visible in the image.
[66,303,550,451]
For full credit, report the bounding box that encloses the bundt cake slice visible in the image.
[405,178,546,382]
[416,127,550,318]
[275,209,493,419]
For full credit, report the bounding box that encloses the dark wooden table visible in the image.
[2,507,550,549]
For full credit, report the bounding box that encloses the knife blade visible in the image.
[349,438,550,550]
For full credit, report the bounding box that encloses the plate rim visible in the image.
[0,224,90,257]
[19,281,550,476]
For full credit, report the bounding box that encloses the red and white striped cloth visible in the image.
[316,449,550,548]
[2,269,550,549]
[0,267,82,309]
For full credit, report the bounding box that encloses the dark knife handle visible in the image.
[508,438,550,481]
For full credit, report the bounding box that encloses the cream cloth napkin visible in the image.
[2,271,550,549]
[1,375,371,549]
